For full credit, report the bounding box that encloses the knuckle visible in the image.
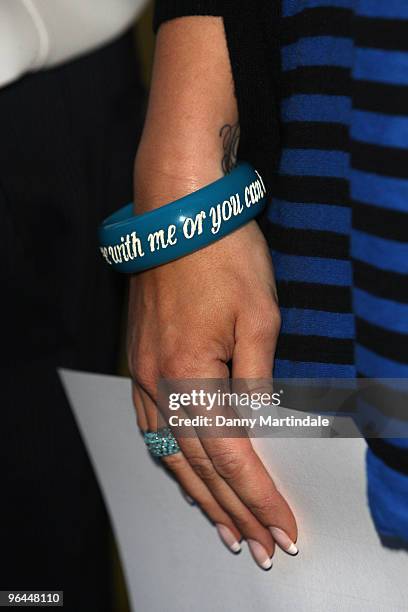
[252,301,281,341]
[198,498,218,517]
[269,305,282,330]
[188,455,218,482]
[160,356,186,379]
[211,449,244,481]
[131,358,157,394]
[160,350,201,379]
[229,514,253,534]
[162,452,185,470]
[248,491,280,517]
[135,409,147,431]
[127,350,137,381]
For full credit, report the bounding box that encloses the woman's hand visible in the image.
[127,14,298,569]
[127,218,298,569]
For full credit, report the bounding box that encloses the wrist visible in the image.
[133,153,224,214]
[99,162,267,274]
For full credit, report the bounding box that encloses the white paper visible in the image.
[60,369,408,612]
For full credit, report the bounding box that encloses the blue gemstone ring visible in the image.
[144,427,180,458]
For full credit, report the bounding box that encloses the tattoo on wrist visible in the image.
[219,123,240,174]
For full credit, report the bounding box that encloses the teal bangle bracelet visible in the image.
[98,162,267,274]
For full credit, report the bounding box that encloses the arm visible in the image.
[128,16,298,568]
[134,16,238,207]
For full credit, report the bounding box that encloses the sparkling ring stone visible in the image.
[144,427,180,458]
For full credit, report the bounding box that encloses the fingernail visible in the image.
[216,524,241,553]
[183,494,196,506]
[269,527,298,555]
[247,539,273,570]
[179,488,195,505]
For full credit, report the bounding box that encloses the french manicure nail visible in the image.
[216,524,241,553]
[269,527,298,555]
[247,539,273,570]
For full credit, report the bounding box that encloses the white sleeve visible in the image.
[0,0,42,88]
[0,0,146,89]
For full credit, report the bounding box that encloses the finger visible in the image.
[179,435,276,568]
[132,382,148,432]
[227,302,298,555]
[140,387,243,554]
[156,357,276,567]
[232,298,280,379]
[139,386,167,431]
[162,450,243,553]
[204,434,298,555]
[171,359,275,568]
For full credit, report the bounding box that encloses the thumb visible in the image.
[232,301,280,380]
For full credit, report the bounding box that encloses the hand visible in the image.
[127,219,298,570]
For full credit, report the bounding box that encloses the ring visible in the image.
[144,427,180,458]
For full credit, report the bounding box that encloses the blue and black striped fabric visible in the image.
[270,0,408,542]
[154,0,408,541]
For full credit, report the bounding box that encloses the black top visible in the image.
[153,1,281,189]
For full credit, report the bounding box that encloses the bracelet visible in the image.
[98,162,267,274]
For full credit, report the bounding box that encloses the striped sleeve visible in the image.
[351,1,408,541]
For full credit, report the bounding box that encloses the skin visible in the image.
[128,16,297,565]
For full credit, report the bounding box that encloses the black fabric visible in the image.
[280,6,350,42]
[1,31,145,372]
[154,0,230,24]
[366,439,408,476]
[2,364,111,609]
[1,30,145,610]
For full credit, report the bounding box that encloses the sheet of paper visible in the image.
[60,369,408,612]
